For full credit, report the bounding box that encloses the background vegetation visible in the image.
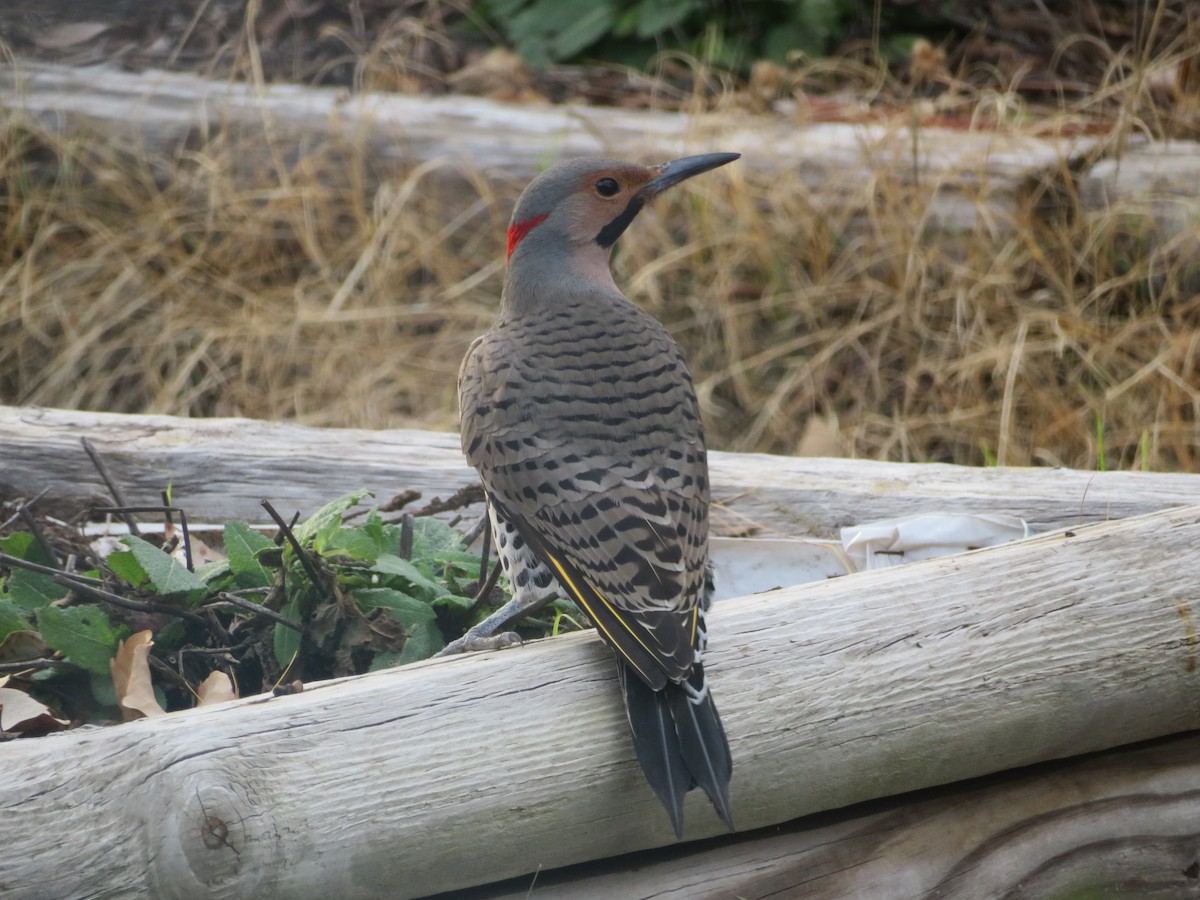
[0,1,1197,472]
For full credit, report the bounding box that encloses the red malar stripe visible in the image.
[506,214,548,260]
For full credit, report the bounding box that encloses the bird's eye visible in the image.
[595,177,620,197]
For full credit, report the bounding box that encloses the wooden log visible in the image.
[0,61,1103,230]
[2,503,1200,898]
[476,732,1200,899]
[2,405,1199,537]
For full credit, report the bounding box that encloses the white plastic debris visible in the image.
[841,513,1031,571]
[709,537,852,601]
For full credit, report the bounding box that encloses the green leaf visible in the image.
[548,4,615,59]
[634,0,699,38]
[0,532,62,610]
[323,514,402,563]
[410,518,467,560]
[353,586,433,619]
[434,548,485,577]
[371,554,448,600]
[0,600,33,641]
[293,489,373,550]
[6,567,67,611]
[0,532,48,563]
[273,597,302,670]
[223,521,275,588]
[106,550,148,589]
[36,605,127,676]
[196,560,232,586]
[121,536,208,600]
[356,587,445,665]
[89,670,118,708]
[369,618,444,668]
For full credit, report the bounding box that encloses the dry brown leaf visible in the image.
[196,671,238,706]
[164,522,227,567]
[0,630,50,664]
[110,630,167,721]
[0,687,69,734]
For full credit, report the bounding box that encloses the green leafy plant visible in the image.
[477,0,857,70]
[0,489,582,730]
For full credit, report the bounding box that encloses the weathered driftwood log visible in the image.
[479,732,1200,899]
[2,405,1199,537]
[0,61,1101,230]
[2,503,1200,899]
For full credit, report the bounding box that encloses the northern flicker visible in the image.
[454,152,739,837]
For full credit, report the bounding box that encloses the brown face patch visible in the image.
[561,165,655,248]
[575,165,654,206]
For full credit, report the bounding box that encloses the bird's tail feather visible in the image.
[618,660,733,838]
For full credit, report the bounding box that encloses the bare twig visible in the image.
[260,499,329,599]
[405,483,485,519]
[52,575,209,627]
[0,487,50,532]
[207,592,304,631]
[380,489,422,513]
[461,512,489,548]
[0,658,75,674]
[0,552,103,585]
[80,438,140,537]
[477,522,491,587]
[466,555,504,619]
[399,513,414,561]
[163,491,195,572]
[91,502,198,572]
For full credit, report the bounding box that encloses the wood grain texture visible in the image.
[2,502,1200,898]
[471,733,1200,899]
[2,404,1199,537]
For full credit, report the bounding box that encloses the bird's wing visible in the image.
[459,309,708,686]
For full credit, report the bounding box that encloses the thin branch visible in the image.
[207,592,303,632]
[466,554,504,619]
[405,483,485,519]
[380,488,421,513]
[461,512,489,548]
[260,499,329,599]
[0,552,103,585]
[0,487,50,532]
[52,575,209,627]
[0,658,75,673]
[163,491,195,572]
[80,438,140,537]
[477,521,491,587]
[399,513,414,561]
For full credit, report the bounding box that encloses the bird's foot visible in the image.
[436,629,524,657]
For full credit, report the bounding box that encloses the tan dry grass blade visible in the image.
[1,55,1199,471]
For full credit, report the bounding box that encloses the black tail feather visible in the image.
[665,661,733,829]
[616,662,691,837]
[618,660,733,837]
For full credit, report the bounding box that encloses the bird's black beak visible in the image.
[640,152,741,199]
[595,152,739,248]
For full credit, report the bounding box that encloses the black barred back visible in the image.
[459,288,709,682]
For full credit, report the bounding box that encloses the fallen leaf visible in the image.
[164,522,227,567]
[0,630,50,664]
[0,687,69,734]
[110,630,166,720]
[197,671,237,706]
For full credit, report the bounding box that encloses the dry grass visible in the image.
[2,30,1200,472]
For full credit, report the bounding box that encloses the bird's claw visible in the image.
[436,630,524,657]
